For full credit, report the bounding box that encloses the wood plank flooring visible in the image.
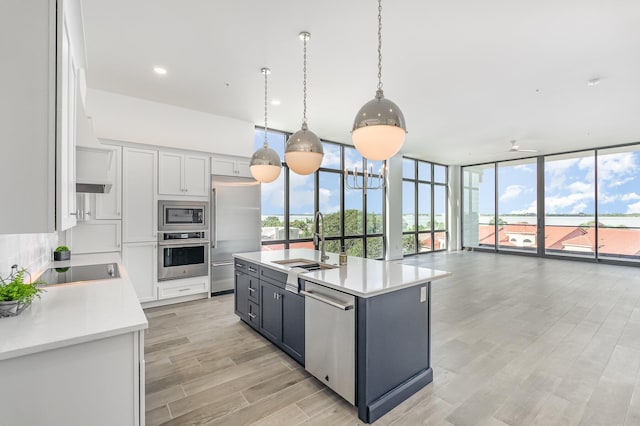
[144,252,640,425]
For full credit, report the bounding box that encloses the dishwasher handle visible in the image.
[300,290,354,311]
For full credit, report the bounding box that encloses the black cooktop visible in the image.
[40,263,120,285]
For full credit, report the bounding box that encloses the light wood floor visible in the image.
[144,252,640,425]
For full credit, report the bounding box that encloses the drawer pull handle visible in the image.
[248,313,256,319]
[248,287,256,293]
[179,288,191,292]
[248,267,257,272]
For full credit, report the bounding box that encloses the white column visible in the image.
[448,165,462,251]
[385,155,403,260]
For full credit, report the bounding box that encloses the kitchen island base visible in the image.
[356,282,432,423]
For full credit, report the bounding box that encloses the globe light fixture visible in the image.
[352,0,406,161]
[285,31,324,175]
[250,68,282,183]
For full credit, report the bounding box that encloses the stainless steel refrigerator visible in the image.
[210,174,261,294]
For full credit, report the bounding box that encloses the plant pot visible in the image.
[0,300,30,317]
[54,250,71,261]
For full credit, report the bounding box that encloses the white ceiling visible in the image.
[81,0,640,165]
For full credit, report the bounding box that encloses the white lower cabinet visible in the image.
[122,242,157,303]
[158,276,210,300]
[0,331,145,426]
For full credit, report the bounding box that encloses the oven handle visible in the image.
[158,241,210,247]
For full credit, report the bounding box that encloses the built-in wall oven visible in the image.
[158,200,207,232]
[158,231,209,281]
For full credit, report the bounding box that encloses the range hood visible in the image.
[76,182,112,194]
[76,147,114,194]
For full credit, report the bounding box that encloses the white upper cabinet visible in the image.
[211,155,252,178]
[123,147,157,243]
[95,146,122,220]
[0,0,85,233]
[158,151,209,197]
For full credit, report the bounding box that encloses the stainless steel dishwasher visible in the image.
[301,282,356,404]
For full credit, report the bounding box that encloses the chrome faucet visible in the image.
[314,211,329,262]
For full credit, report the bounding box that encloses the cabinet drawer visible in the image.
[260,266,287,288]
[234,259,259,278]
[248,276,260,304]
[247,301,260,329]
[158,277,209,300]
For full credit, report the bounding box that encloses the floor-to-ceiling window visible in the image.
[544,151,596,258]
[462,142,640,264]
[497,158,538,253]
[462,163,495,249]
[257,128,385,259]
[402,157,448,255]
[597,145,640,262]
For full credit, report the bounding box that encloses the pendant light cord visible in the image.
[303,34,308,125]
[263,69,269,148]
[377,0,383,91]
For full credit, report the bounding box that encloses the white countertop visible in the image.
[233,249,451,298]
[0,253,148,361]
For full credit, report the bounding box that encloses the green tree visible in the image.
[489,217,507,225]
[262,216,283,227]
[290,218,313,238]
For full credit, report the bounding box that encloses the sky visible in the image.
[470,148,640,216]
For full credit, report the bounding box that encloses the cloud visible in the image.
[567,181,593,193]
[545,192,593,214]
[261,172,285,212]
[500,185,525,202]
[321,148,341,168]
[511,200,537,214]
[621,193,640,202]
[318,188,340,213]
[609,177,635,187]
[514,164,534,173]
[627,201,640,214]
[598,152,637,186]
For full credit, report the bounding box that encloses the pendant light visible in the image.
[285,31,324,175]
[352,0,406,161]
[250,68,282,183]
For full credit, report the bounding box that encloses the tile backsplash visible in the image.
[0,233,58,280]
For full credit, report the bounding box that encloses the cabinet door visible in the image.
[122,242,157,303]
[260,281,282,342]
[235,160,252,178]
[158,152,184,195]
[184,155,209,196]
[123,148,157,242]
[282,291,305,364]
[95,146,122,219]
[68,221,121,254]
[57,16,77,231]
[211,157,237,176]
[234,271,250,321]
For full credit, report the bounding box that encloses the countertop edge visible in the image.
[0,321,148,362]
[233,251,452,298]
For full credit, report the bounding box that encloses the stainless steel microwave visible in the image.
[158,200,208,232]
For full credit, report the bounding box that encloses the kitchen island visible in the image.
[0,253,148,426]
[233,249,451,424]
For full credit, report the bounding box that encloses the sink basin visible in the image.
[272,258,338,270]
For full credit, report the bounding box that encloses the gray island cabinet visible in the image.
[233,249,451,424]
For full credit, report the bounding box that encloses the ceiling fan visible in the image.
[509,140,538,153]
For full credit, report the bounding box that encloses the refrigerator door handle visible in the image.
[211,187,217,248]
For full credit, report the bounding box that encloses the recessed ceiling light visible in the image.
[271,100,281,106]
[153,67,167,75]
[587,78,601,87]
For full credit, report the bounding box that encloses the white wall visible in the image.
[385,156,404,260]
[448,165,461,251]
[86,89,255,157]
[0,233,58,279]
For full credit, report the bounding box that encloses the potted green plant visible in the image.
[0,267,46,317]
[54,245,71,261]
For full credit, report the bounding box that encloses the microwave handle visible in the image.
[211,188,217,248]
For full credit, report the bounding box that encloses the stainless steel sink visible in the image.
[272,258,338,270]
